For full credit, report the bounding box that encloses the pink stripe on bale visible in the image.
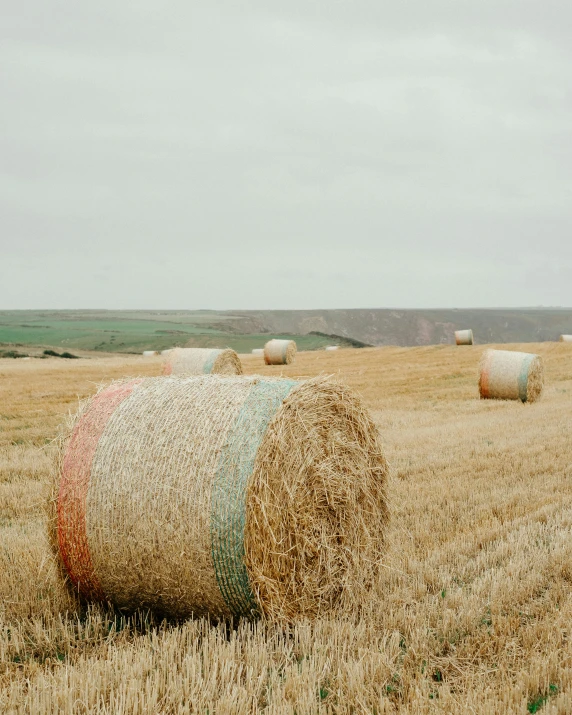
[57,379,143,600]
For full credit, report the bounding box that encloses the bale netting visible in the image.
[264,339,297,365]
[52,375,388,621]
[478,349,544,403]
[163,347,242,376]
[559,335,572,343]
[455,329,474,346]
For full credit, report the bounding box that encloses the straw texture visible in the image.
[54,375,388,621]
[264,339,297,365]
[163,347,242,376]
[559,335,572,343]
[455,329,474,345]
[478,349,544,403]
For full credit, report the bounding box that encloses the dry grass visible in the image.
[0,344,572,712]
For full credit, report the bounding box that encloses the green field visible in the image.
[0,311,336,354]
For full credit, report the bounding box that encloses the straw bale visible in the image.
[455,329,474,346]
[163,348,242,376]
[142,350,159,357]
[264,339,297,365]
[54,375,388,621]
[325,346,339,351]
[251,349,264,356]
[559,335,572,343]
[478,349,544,403]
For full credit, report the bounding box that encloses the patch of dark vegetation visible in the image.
[527,684,558,713]
[0,350,29,358]
[308,331,372,348]
[43,350,79,359]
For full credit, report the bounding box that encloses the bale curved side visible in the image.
[162,348,242,376]
[54,375,388,621]
[264,339,297,365]
[455,329,474,346]
[478,349,544,403]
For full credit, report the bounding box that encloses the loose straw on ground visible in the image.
[51,375,388,622]
[264,339,297,365]
[163,348,242,376]
[455,330,474,346]
[478,349,544,403]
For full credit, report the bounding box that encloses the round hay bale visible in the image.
[163,348,242,376]
[325,346,339,351]
[455,329,474,346]
[264,339,297,365]
[251,348,264,356]
[559,335,572,343]
[142,350,159,357]
[478,349,544,403]
[160,349,173,355]
[53,376,388,621]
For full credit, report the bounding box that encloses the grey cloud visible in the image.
[0,0,571,309]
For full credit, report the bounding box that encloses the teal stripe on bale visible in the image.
[210,378,297,617]
[203,350,220,374]
[517,353,535,402]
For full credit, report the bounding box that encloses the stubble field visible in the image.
[0,343,571,713]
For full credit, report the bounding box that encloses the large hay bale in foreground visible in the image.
[163,348,242,376]
[559,335,572,343]
[264,339,297,365]
[478,349,544,403]
[53,376,388,621]
[455,329,474,345]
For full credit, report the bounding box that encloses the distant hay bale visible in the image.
[478,349,544,403]
[559,335,572,343]
[163,348,242,376]
[325,346,339,351]
[53,375,388,621]
[142,350,159,357]
[251,348,264,356]
[264,339,297,365]
[160,349,173,355]
[455,329,474,346]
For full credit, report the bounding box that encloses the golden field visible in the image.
[0,343,571,714]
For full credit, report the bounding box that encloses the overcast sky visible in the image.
[1,1,571,309]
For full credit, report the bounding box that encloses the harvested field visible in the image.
[0,343,571,712]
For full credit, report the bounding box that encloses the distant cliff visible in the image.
[224,308,572,346]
